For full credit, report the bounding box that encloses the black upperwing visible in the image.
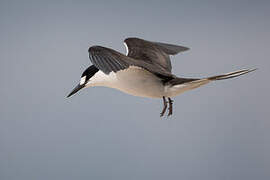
[88,46,175,81]
[124,37,189,73]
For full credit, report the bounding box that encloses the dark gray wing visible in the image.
[124,37,189,73]
[88,46,175,80]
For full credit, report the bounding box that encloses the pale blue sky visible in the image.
[0,0,269,180]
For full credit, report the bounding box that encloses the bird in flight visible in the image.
[67,37,256,117]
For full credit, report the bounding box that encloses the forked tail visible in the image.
[206,68,257,81]
[165,68,256,97]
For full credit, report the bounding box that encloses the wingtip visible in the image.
[182,46,190,52]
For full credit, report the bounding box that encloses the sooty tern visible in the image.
[67,37,256,117]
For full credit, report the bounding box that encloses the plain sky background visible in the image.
[1,0,269,179]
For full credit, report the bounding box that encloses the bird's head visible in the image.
[67,65,99,98]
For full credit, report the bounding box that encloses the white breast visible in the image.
[87,66,165,98]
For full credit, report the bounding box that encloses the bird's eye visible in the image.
[80,76,86,85]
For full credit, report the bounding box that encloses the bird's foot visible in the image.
[168,98,173,117]
[160,96,168,117]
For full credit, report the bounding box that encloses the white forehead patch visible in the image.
[80,76,86,85]
[123,42,129,56]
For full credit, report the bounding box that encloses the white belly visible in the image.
[88,66,165,98]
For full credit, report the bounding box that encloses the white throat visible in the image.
[85,67,165,98]
[84,67,211,98]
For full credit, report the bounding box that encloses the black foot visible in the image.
[168,98,173,116]
[160,96,168,117]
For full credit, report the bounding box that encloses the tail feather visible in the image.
[207,68,257,81]
[165,68,256,97]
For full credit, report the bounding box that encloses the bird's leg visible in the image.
[168,98,173,116]
[160,96,168,117]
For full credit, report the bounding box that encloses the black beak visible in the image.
[67,84,84,98]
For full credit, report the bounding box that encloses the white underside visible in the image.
[86,66,210,98]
